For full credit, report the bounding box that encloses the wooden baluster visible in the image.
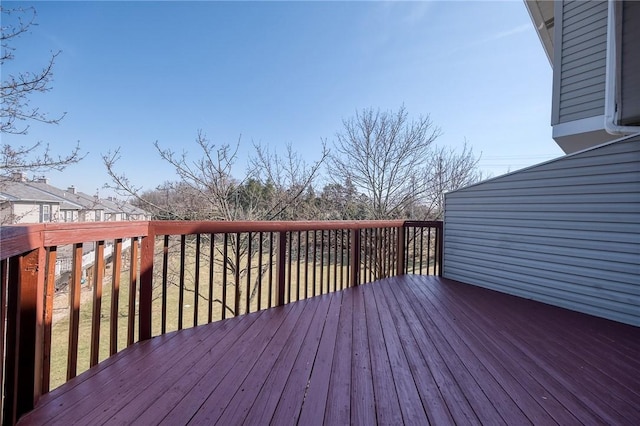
[208,234,215,323]
[90,241,105,365]
[178,235,186,329]
[350,229,361,287]
[246,232,252,314]
[42,247,57,393]
[139,233,154,341]
[67,243,83,379]
[110,239,122,356]
[276,231,286,306]
[161,235,169,334]
[127,237,139,346]
[194,234,201,326]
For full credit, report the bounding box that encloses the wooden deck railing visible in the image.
[0,219,442,424]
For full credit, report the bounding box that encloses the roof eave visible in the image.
[524,0,554,67]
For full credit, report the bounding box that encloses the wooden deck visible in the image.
[19,276,640,425]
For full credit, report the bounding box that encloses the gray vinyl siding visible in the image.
[443,134,640,327]
[553,0,608,125]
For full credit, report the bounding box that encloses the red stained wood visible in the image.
[18,276,640,426]
[150,219,412,237]
[362,280,404,425]
[41,248,57,393]
[323,286,353,425]
[296,291,342,425]
[90,241,105,366]
[188,297,309,424]
[161,235,169,333]
[25,316,247,425]
[67,243,83,380]
[4,249,45,423]
[241,294,331,424]
[0,259,6,411]
[83,314,261,425]
[350,228,361,287]
[138,234,154,341]
[126,237,138,346]
[276,231,286,306]
[156,309,287,425]
[350,285,377,425]
[109,239,122,355]
[215,298,319,424]
[370,283,430,425]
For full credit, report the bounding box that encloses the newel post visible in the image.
[276,231,287,306]
[396,225,405,276]
[3,247,46,424]
[350,229,361,287]
[139,229,155,341]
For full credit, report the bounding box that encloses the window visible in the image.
[41,205,51,222]
[64,210,75,222]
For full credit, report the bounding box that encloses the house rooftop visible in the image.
[0,181,62,204]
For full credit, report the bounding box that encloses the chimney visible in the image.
[36,176,48,184]
[67,186,76,194]
[12,172,27,182]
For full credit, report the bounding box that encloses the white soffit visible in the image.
[524,0,555,66]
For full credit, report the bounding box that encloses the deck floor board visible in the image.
[19,276,640,425]
[471,281,640,423]
[416,278,571,425]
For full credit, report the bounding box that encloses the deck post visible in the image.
[3,248,46,424]
[276,231,286,305]
[350,229,361,287]
[396,225,405,276]
[139,231,155,341]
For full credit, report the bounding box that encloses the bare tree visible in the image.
[1,142,82,179]
[1,6,65,134]
[421,141,485,219]
[328,105,442,219]
[1,6,82,180]
[249,141,329,220]
[103,130,329,316]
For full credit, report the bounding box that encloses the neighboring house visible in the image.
[0,175,149,224]
[443,0,640,327]
[92,196,150,221]
[65,186,107,222]
[24,179,95,223]
[105,196,150,220]
[96,196,127,221]
[0,180,62,224]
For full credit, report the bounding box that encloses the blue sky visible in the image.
[3,1,563,197]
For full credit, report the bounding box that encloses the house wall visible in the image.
[0,203,13,224]
[56,210,79,223]
[79,210,103,222]
[552,0,608,125]
[7,203,61,224]
[443,135,640,327]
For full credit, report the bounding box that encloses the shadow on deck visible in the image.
[19,276,640,425]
